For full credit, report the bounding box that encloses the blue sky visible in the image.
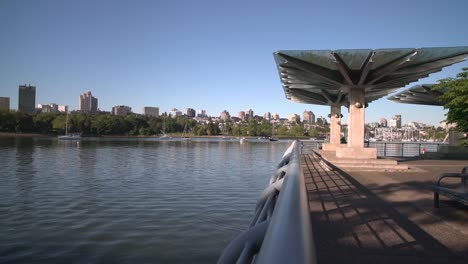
[1,0,467,126]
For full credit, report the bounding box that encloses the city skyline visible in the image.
[1,0,467,126]
[0,85,454,127]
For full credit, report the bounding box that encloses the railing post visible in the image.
[384,143,387,157]
[401,143,404,157]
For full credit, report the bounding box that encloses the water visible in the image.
[0,137,291,263]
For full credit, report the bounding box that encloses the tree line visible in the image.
[0,110,328,138]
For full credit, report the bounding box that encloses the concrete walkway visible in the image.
[302,153,468,264]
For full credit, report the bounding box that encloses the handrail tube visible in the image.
[257,178,283,210]
[218,140,315,264]
[255,192,276,225]
[236,242,258,264]
[254,140,316,264]
[250,191,276,228]
[217,221,269,264]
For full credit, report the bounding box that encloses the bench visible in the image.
[433,166,468,208]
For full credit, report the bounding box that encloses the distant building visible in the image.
[367,122,380,129]
[288,114,300,123]
[113,105,132,116]
[37,103,58,113]
[185,108,196,118]
[246,109,254,120]
[272,113,279,120]
[169,108,182,117]
[18,84,36,114]
[380,118,388,127]
[143,107,159,117]
[238,111,246,121]
[220,110,230,121]
[303,110,315,123]
[79,91,98,113]
[58,105,68,113]
[264,112,271,121]
[316,116,328,126]
[254,115,263,122]
[197,109,207,118]
[390,115,402,128]
[0,97,10,110]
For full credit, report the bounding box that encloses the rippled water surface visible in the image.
[0,137,291,263]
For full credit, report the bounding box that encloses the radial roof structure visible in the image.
[273,47,468,106]
[387,84,445,106]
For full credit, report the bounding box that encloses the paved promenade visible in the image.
[302,153,468,264]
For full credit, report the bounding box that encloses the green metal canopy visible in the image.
[387,84,444,106]
[273,47,468,106]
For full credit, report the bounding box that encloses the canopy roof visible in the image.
[387,84,444,106]
[273,47,468,106]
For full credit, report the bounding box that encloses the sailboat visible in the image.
[160,119,171,139]
[269,126,279,141]
[182,122,191,141]
[58,112,81,140]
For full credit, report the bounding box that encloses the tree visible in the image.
[433,67,468,132]
[0,110,16,132]
[289,124,304,137]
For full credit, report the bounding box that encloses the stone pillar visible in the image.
[348,88,365,148]
[336,87,377,159]
[322,105,342,151]
[330,105,341,145]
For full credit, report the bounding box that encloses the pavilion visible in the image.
[273,47,468,159]
[387,84,444,106]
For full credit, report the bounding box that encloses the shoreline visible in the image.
[0,132,52,138]
[0,132,309,140]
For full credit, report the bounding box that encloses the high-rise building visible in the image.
[303,110,315,123]
[58,105,68,113]
[18,84,36,114]
[169,108,182,117]
[380,118,388,127]
[238,111,246,121]
[220,110,230,121]
[143,107,159,117]
[288,114,300,123]
[0,97,10,110]
[197,109,207,118]
[79,91,98,113]
[246,109,254,120]
[112,105,132,116]
[185,108,196,118]
[263,112,271,121]
[390,115,401,128]
[272,113,279,120]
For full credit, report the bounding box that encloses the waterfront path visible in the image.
[302,153,468,263]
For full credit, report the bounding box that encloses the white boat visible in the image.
[58,112,81,140]
[58,133,81,140]
[160,134,171,140]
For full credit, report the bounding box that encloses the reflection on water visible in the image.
[0,137,291,263]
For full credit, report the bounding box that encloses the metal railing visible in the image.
[301,140,446,158]
[365,142,446,157]
[218,140,316,264]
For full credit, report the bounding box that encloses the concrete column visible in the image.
[330,105,341,145]
[348,87,365,148]
[322,105,343,152]
[336,87,377,159]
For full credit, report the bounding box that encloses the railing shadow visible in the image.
[302,153,468,264]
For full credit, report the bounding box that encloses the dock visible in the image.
[303,151,468,263]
